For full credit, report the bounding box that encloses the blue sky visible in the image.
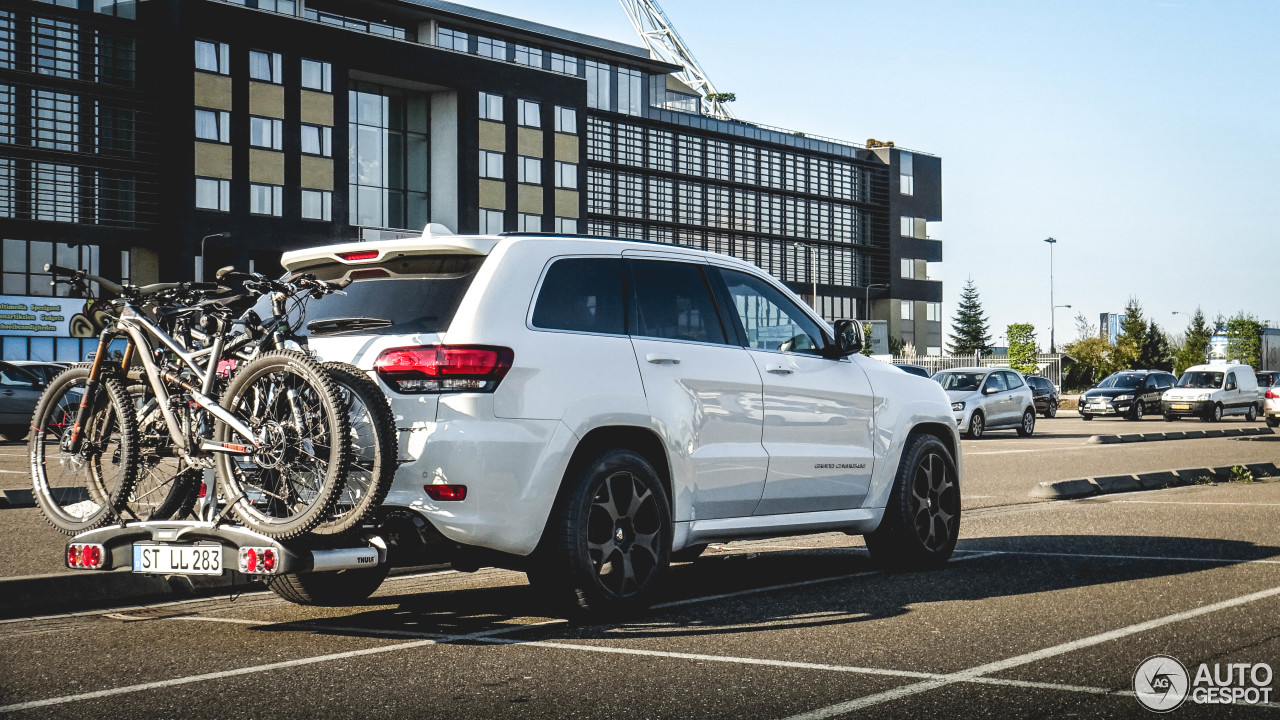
[474,0,1279,345]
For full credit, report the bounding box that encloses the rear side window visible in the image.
[629,260,726,344]
[1004,372,1024,389]
[532,258,625,335]
[302,254,484,335]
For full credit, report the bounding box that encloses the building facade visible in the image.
[0,0,942,362]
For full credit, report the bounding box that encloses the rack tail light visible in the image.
[67,543,105,569]
[238,547,279,575]
[374,345,513,394]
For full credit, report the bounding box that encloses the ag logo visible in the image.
[1135,655,1189,712]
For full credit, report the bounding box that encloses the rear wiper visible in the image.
[306,317,394,335]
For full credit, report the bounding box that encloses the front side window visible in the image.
[301,123,332,156]
[479,150,503,179]
[716,268,823,354]
[301,58,331,92]
[249,50,282,84]
[631,260,726,345]
[479,91,503,121]
[250,183,282,216]
[195,177,229,211]
[532,258,625,335]
[195,40,229,74]
[518,99,540,127]
[195,108,229,143]
[984,372,1007,393]
[250,116,282,150]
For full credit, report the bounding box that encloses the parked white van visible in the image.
[1162,363,1260,422]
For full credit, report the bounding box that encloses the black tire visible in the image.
[214,350,350,540]
[670,543,708,563]
[528,448,672,618]
[1,424,28,441]
[123,385,201,522]
[1016,409,1035,437]
[267,565,390,606]
[1044,401,1057,419]
[1129,400,1145,421]
[310,363,397,537]
[1204,403,1223,422]
[1245,405,1257,422]
[1164,414,1176,422]
[1081,413,1093,421]
[865,433,960,570]
[966,411,985,439]
[1268,416,1279,428]
[29,367,139,535]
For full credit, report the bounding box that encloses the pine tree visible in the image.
[1174,308,1211,375]
[1116,297,1147,370]
[947,279,991,355]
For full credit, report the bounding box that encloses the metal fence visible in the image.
[886,353,1072,389]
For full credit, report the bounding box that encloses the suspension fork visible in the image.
[66,329,115,453]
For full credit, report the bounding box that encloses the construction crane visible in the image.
[618,0,736,120]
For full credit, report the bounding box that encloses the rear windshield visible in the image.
[300,255,484,335]
[1177,371,1223,389]
[1098,373,1142,389]
[933,371,985,392]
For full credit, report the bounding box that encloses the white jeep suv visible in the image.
[281,231,961,615]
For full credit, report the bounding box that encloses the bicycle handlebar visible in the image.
[46,263,126,297]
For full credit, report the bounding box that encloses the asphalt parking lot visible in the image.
[1,414,1278,717]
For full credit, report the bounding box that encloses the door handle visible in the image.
[646,354,680,365]
[765,364,794,375]
[1,390,12,396]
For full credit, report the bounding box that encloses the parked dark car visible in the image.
[893,363,932,379]
[1024,376,1060,418]
[9,361,69,385]
[1079,369,1177,421]
[0,362,50,440]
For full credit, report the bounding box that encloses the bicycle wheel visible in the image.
[29,366,139,535]
[311,362,396,536]
[124,385,201,522]
[214,350,349,539]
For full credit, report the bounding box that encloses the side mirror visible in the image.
[829,319,863,358]
[983,386,1000,395]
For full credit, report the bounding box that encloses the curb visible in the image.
[0,487,89,509]
[1030,462,1280,500]
[1087,426,1274,445]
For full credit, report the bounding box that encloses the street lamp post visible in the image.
[1053,304,1072,351]
[863,283,888,322]
[1044,237,1058,352]
[199,232,231,282]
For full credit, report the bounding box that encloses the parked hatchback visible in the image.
[932,367,1037,438]
[1024,376,1060,418]
[1079,370,1176,421]
[0,362,48,440]
[278,231,962,616]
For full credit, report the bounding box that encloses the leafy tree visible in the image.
[1174,308,1212,375]
[1007,323,1038,375]
[860,321,874,357]
[1139,321,1174,371]
[888,334,906,356]
[1225,312,1265,368]
[1074,312,1098,343]
[947,279,991,356]
[1062,336,1131,391]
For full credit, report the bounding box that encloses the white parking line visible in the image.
[1112,500,1280,508]
[981,549,1280,566]
[779,583,1280,719]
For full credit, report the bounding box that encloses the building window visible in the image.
[33,164,78,222]
[301,189,331,221]
[3,240,101,298]
[900,151,914,195]
[479,91,503,121]
[33,17,78,80]
[301,58,331,92]
[677,136,703,176]
[554,161,577,189]
[554,217,577,234]
[554,106,576,134]
[517,99,540,128]
[706,140,730,181]
[900,300,913,321]
[254,0,297,15]
[195,39,229,74]
[438,27,468,52]
[518,213,541,232]
[479,208,504,234]
[549,52,577,75]
[900,216,925,238]
[646,129,673,171]
[476,35,506,60]
[479,150,504,180]
[585,60,611,111]
[514,44,542,67]
[926,302,941,322]
[195,177,230,212]
[195,108,229,143]
[647,177,673,222]
[250,183,283,216]
[518,156,541,184]
[32,91,78,151]
[617,124,642,167]
[349,81,430,229]
[617,67,642,116]
[900,258,914,279]
[249,116,283,150]
[249,50,282,84]
[587,169,613,215]
[300,123,332,156]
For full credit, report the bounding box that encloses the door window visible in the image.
[629,260,727,344]
[0,366,39,387]
[983,372,1007,393]
[715,268,824,355]
[1003,372,1024,389]
[532,258,626,335]
[1225,372,1237,390]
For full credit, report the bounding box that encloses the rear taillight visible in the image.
[374,345,513,394]
[1268,389,1279,399]
[423,484,467,501]
[67,543,105,569]
[338,250,379,261]
[239,547,279,575]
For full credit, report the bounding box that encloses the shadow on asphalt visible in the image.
[249,535,1280,640]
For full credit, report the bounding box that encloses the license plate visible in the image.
[133,543,223,575]
[1172,403,1190,410]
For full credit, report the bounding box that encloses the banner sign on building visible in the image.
[0,295,110,338]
